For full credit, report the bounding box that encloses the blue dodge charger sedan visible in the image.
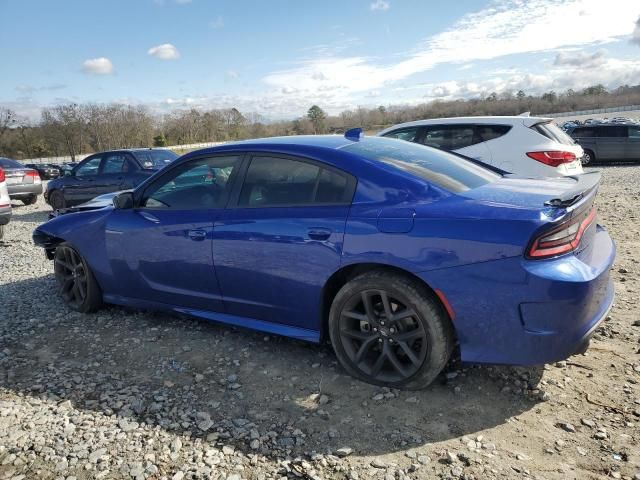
[33,132,615,388]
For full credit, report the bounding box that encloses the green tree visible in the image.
[516,90,526,100]
[153,133,167,147]
[307,105,326,134]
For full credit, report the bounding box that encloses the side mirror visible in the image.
[113,191,134,210]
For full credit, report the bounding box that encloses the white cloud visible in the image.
[226,70,239,80]
[554,49,607,68]
[263,0,640,102]
[209,16,224,29]
[370,0,390,11]
[82,57,114,75]
[147,43,181,60]
[632,17,640,45]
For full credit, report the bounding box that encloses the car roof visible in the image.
[377,116,553,135]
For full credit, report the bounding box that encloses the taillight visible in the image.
[25,169,42,184]
[0,167,5,183]
[527,207,597,259]
[526,151,576,167]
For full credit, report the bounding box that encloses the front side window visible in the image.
[238,156,353,207]
[142,155,240,209]
[75,156,101,177]
[420,125,478,150]
[382,127,420,142]
[627,126,640,138]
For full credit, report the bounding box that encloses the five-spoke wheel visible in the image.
[330,271,454,389]
[54,243,102,312]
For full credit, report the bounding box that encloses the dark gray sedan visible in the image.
[0,157,43,205]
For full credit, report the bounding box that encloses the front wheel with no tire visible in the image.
[329,271,454,389]
[54,243,103,313]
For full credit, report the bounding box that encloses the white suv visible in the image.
[0,167,12,240]
[378,116,585,177]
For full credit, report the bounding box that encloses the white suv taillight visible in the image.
[526,151,576,167]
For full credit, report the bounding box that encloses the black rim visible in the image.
[338,289,429,383]
[54,246,87,308]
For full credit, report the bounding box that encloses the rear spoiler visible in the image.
[544,171,601,208]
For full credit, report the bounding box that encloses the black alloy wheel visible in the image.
[54,243,102,312]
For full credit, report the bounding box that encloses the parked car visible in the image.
[58,162,78,175]
[378,116,585,176]
[0,167,11,240]
[0,157,43,205]
[24,163,60,179]
[566,124,640,164]
[33,133,615,389]
[44,148,179,210]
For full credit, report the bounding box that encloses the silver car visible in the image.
[0,157,43,205]
[567,124,640,164]
[0,167,11,240]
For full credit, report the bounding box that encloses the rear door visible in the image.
[596,126,626,160]
[213,154,356,332]
[626,126,640,160]
[64,155,102,205]
[97,153,137,195]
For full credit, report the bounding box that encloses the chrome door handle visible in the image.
[188,229,207,241]
[307,227,332,241]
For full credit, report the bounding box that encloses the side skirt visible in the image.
[103,294,321,343]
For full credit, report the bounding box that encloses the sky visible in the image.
[1,0,640,121]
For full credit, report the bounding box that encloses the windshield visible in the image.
[133,150,179,169]
[0,158,24,169]
[535,122,576,146]
[342,137,499,193]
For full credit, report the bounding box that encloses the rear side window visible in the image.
[420,125,479,151]
[476,125,511,141]
[75,156,102,177]
[629,126,640,138]
[570,127,596,138]
[343,137,499,193]
[101,154,134,174]
[238,156,353,207]
[534,122,576,145]
[382,127,420,142]
[597,126,626,138]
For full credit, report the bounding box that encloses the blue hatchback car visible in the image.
[33,133,615,389]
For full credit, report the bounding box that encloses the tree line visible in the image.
[1,83,639,160]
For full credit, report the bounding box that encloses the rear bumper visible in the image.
[8,183,43,198]
[419,224,615,366]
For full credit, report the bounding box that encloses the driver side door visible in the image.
[64,155,102,205]
[105,154,243,311]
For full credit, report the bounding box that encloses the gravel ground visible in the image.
[0,166,639,480]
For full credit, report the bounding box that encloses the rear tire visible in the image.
[582,150,595,166]
[329,270,454,389]
[54,242,103,313]
[22,195,37,206]
[49,190,66,210]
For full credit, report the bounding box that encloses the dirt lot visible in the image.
[1,166,639,480]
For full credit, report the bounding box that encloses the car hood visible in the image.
[49,190,130,218]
